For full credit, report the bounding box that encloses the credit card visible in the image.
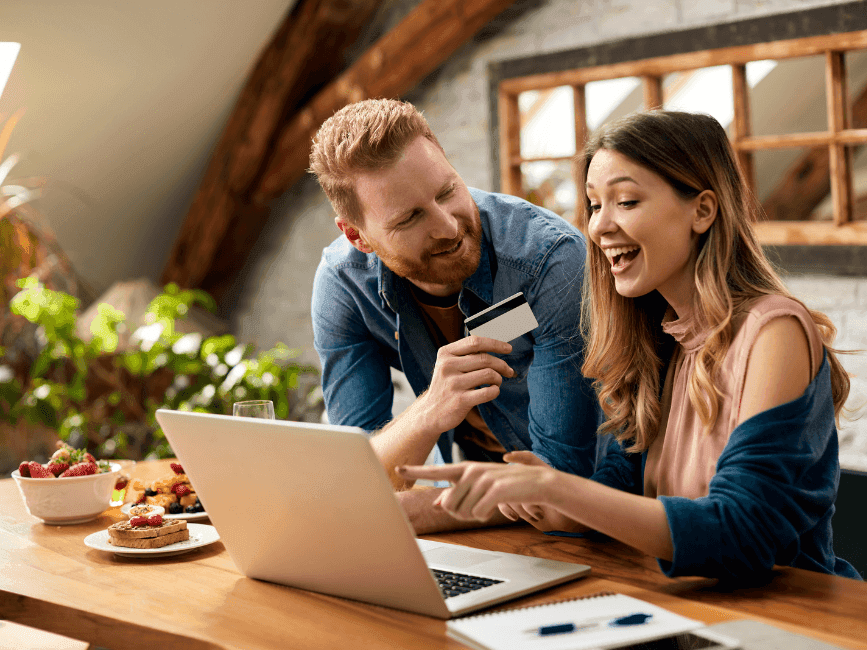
[464,292,539,343]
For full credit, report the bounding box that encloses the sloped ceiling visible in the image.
[1,0,295,299]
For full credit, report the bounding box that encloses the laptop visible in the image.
[154,409,590,619]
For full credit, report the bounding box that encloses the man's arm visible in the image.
[371,335,515,490]
[523,234,601,479]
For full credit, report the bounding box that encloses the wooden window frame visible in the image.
[487,2,867,272]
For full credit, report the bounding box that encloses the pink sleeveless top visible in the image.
[644,294,825,500]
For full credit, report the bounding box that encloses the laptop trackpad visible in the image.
[422,547,498,569]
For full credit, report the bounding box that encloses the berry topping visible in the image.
[129,516,149,527]
[18,462,31,478]
[185,505,198,513]
[59,462,98,478]
[168,502,183,515]
[144,488,157,497]
[147,514,163,526]
[47,461,70,477]
[135,492,147,504]
[170,463,184,475]
[27,462,54,479]
[114,477,128,490]
[172,484,191,497]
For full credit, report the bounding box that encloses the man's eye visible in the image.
[438,185,456,200]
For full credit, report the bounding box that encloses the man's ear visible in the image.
[692,189,718,235]
[335,217,373,254]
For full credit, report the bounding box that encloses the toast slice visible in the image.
[108,518,187,542]
[109,529,190,549]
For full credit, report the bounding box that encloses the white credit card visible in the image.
[464,292,538,343]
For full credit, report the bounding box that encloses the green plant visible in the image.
[0,278,321,462]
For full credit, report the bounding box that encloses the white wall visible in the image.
[233,0,867,471]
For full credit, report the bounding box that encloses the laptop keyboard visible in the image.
[431,569,504,598]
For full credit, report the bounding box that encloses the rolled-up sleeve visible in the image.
[525,234,603,478]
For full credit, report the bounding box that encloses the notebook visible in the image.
[154,409,591,619]
[446,592,738,650]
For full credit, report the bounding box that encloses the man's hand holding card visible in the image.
[464,293,539,343]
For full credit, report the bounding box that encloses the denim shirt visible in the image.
[311,188,602,477]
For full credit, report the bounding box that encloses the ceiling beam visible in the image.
[162,0,518,302]
[160,0,384,294]
[252,0,519,205]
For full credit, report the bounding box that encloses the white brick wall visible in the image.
[233,0,867,470]
[784,275,867,471]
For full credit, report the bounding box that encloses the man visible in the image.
[309,98,601,533]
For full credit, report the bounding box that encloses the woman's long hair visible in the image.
[576,110,850,451]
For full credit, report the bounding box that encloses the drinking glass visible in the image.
[110,459,137,507]
[233,400,276,419]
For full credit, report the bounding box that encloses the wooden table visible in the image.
[2,459,866,650]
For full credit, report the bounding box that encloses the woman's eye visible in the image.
[588,204,601,213]
[619,200,638,208]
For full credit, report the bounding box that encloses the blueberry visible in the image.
[185,505,198,513]
[168,502,182,514]
[194,502,205,513]
[144,488,157,497]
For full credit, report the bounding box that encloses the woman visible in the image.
[399,110,860,581]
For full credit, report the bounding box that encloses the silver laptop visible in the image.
[155,409,590,619]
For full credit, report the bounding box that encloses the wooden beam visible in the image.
[252,0,520,204]
[161,0,384,292]
[642,75,663,109]
[826,50,853,226]
[730,64,755,194]
[498,30,867,94]
[499,90,522,197]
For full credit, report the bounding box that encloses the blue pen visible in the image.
[526,612,653,636]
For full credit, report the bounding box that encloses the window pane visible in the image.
[585,77,642,131]
[854,144,867,221]
[519,86,575,159]
[748,55,827,136]
[521,159,577,222]
[663,66,734,129]
[847,49,867,130]
[755,147,832,221]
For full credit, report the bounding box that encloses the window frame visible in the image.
[487,2,867,271]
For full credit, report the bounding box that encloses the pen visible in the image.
[525,612,653,636]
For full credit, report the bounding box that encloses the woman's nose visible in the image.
[587,204,615,243]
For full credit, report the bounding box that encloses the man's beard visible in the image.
[372,205,482,287]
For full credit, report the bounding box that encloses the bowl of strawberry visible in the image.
[11,442,124,525]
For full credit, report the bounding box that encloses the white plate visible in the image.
[84,523,220,558]
[120,502,209,521]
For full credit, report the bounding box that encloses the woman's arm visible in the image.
[398,461,675,561]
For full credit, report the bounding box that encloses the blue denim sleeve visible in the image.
[590,434,644,494]
[657,359,854,580]
[311,258,394,434]
[524,233,603,478]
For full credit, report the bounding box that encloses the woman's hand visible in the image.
[397,456,560,522]
[498,452,589,533]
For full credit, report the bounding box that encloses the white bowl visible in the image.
[11,462,122,525]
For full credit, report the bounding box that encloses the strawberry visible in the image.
[135,492,147,504]
[114,477,128,490]
[170,463,184,475]
[47,461,70,477]
[83,452,96,464]
[172,483,191,497]
[147,514,163,526]
[27,462,54,479]
[18,461,31,477]
[59,462,98,478]
[129,516,148,527]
